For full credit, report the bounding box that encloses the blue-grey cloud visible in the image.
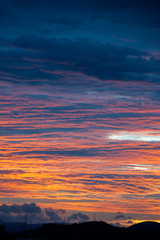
[144,194,160,200]
[45,208,62,222]
[0,203,89,224]
[114,214,126,220]
[67,212,89,223]
[1,35,160,84]
[41,17,84,29]
[0,203,41,214]
[0,170,24,175]
[0,203,64,223]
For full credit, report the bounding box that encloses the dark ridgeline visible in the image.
[1,221,160,240]
[129,220,160,231]
[0,225,6,239]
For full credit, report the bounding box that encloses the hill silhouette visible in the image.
[12,221,160,240]
[1,220,160,240]
[129,221,160,232]
[0,220,43,233]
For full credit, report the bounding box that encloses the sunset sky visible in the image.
[1,0,160,226]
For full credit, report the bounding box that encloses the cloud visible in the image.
[41,17,84,28]
[1,0,160,54]
[0,203,90,224]
[0,203,41,214]
[128,220,133,224]
[144,194,160,199]
[114,213,126,220]
[10,147,110,157]
[0,170,24,175]
[112,222,123,227]
[45,208,62,222]
[67,212,89,223]
[0,203,64,223]
[1,35,160,84]
[113,212,131,220]
[107,131,160,142]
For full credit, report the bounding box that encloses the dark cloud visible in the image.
[1,0,160,87]
[0,170,24,175]
[1,0,160,44]
[0,126,85,136]
[3,0,160,14]
[128,220,133,224]
[0,203,90,224]
[1,0,160,55]
[45,208,62,222]
[144,194,160,199]
[143,175,160,180]
[114,213,126,220]
[1,34,160,85]
[113,212,131,220]
[0,178,38,185]
[41,17,84,29]
[0,203,41,214]
[4,145,150,158]
[56,209,66,215]
[11,148,104,157]
[67,212,89,223]
[112,222,123,227]
[0,198,57,204]
[0,203,63,223]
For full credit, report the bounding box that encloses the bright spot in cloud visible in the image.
[107,131,160,142]
[128,164,159,171]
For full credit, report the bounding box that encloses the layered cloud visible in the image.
[1,35,160,83]
[67,213,89,223]
[0,0,160,218]
[0,203,41,214]
[0,203,60,223]
[0,203,90,223]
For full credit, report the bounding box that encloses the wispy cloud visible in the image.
[107,131,160,142]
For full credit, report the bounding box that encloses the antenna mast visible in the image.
[25,214,27,232]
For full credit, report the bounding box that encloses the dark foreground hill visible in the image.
[129,221,160,232]
[1,221,160,240]
[0,221,43,233]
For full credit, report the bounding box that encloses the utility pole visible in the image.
[25,214,27,232]
[24,214,27,240]
[30,220,32,231]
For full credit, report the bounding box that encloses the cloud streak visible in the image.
[108,131,160,142]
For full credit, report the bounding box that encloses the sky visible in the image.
[1,0,160,226]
